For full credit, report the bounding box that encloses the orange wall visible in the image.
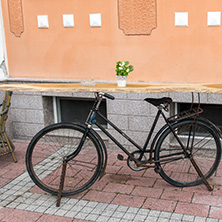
[2,0,222,83]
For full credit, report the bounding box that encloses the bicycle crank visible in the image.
[127,151,148,171]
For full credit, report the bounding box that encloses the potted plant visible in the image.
[116,61,134,87]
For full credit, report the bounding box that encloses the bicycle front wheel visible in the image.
[26,123,103,196]
[154,119,221,187]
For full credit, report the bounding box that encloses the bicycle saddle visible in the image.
[144,97,172,107]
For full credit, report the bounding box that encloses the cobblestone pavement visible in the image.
[0,140,222,221]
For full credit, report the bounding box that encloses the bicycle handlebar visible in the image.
[96,92,115,100]
[103,93,115,100]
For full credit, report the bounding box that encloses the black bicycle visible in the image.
[26,92,221,205]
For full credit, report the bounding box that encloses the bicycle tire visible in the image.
[154,118,221,187]
[26,122,103,196]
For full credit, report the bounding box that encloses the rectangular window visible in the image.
[176,103,222,135]
[55,97,107,127]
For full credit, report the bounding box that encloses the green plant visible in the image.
[116,61,134,76]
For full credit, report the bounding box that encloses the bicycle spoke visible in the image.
[26,123,103,196]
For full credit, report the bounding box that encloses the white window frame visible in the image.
[53,96,59,123]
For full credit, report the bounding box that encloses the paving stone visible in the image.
[23,198,36,205]
[143,198,177,212]
[6,201,19,209]
[160,212,172,218]
[64,211,79,218]
[116,205,129,213]
[108,218,121,222]
[0,201,9,208]
[70,205,84,212]
[14,196,26,203]
[85,201,99,208]
[96,215,110,222]
[101,209,114,217]
[149,210,161,217]
[25,204,39,212]
[4,189,17,195]
[134,213,147,221]
[137,208,150,216]
[0,194,11,201]
[29,193,42,199]
[4,195,17,202]
[122,212,136,220]
[16,203,29,210]
[54,209,68,216]
[34,206,48,213]
[112,211,125,218]
[91,207,105,215]
[182,214,195,221]
[44,207,59,215]
[85,213,99,221]
[145,216,158,222]
[170,219,182,222]
[171,213,184,220]
[31,199,45,206]
[75,199,88,207]
[126,206,139,214]
[105,204,119,211]
[206,219,219,222]
[209,206,222,220]
[112,194,145,208]
[41,200,55,208]
[157,218,170,222]
[194,216,207,221]
[120,219,133,222]
[74,212,88,220]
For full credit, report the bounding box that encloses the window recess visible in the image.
[54,97,107,128]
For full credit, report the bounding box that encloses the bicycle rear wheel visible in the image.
[154,119,221,187]
[26,123,103,196]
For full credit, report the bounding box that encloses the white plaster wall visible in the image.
[0,0,8,79]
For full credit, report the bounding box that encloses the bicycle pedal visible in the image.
[117,154,126,161]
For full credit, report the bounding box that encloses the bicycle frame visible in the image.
[26,91,218,208]
[79,93,216,192]
[84,93,188,165]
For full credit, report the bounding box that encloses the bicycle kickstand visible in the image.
[189,156,213,191]
[56,161,67,207]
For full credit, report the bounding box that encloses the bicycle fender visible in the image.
[89,129,108,180]
[73,122,108,179]
[150,123,170,153]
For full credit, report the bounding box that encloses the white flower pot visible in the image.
[116,75,127,87]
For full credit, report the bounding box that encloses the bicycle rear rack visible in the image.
[168,107,203,122]
[168,92,203,122]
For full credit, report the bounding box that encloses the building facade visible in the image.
[1,0,222,82]
[1,0,222,145]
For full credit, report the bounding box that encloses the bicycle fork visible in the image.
[56,128,90,207]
